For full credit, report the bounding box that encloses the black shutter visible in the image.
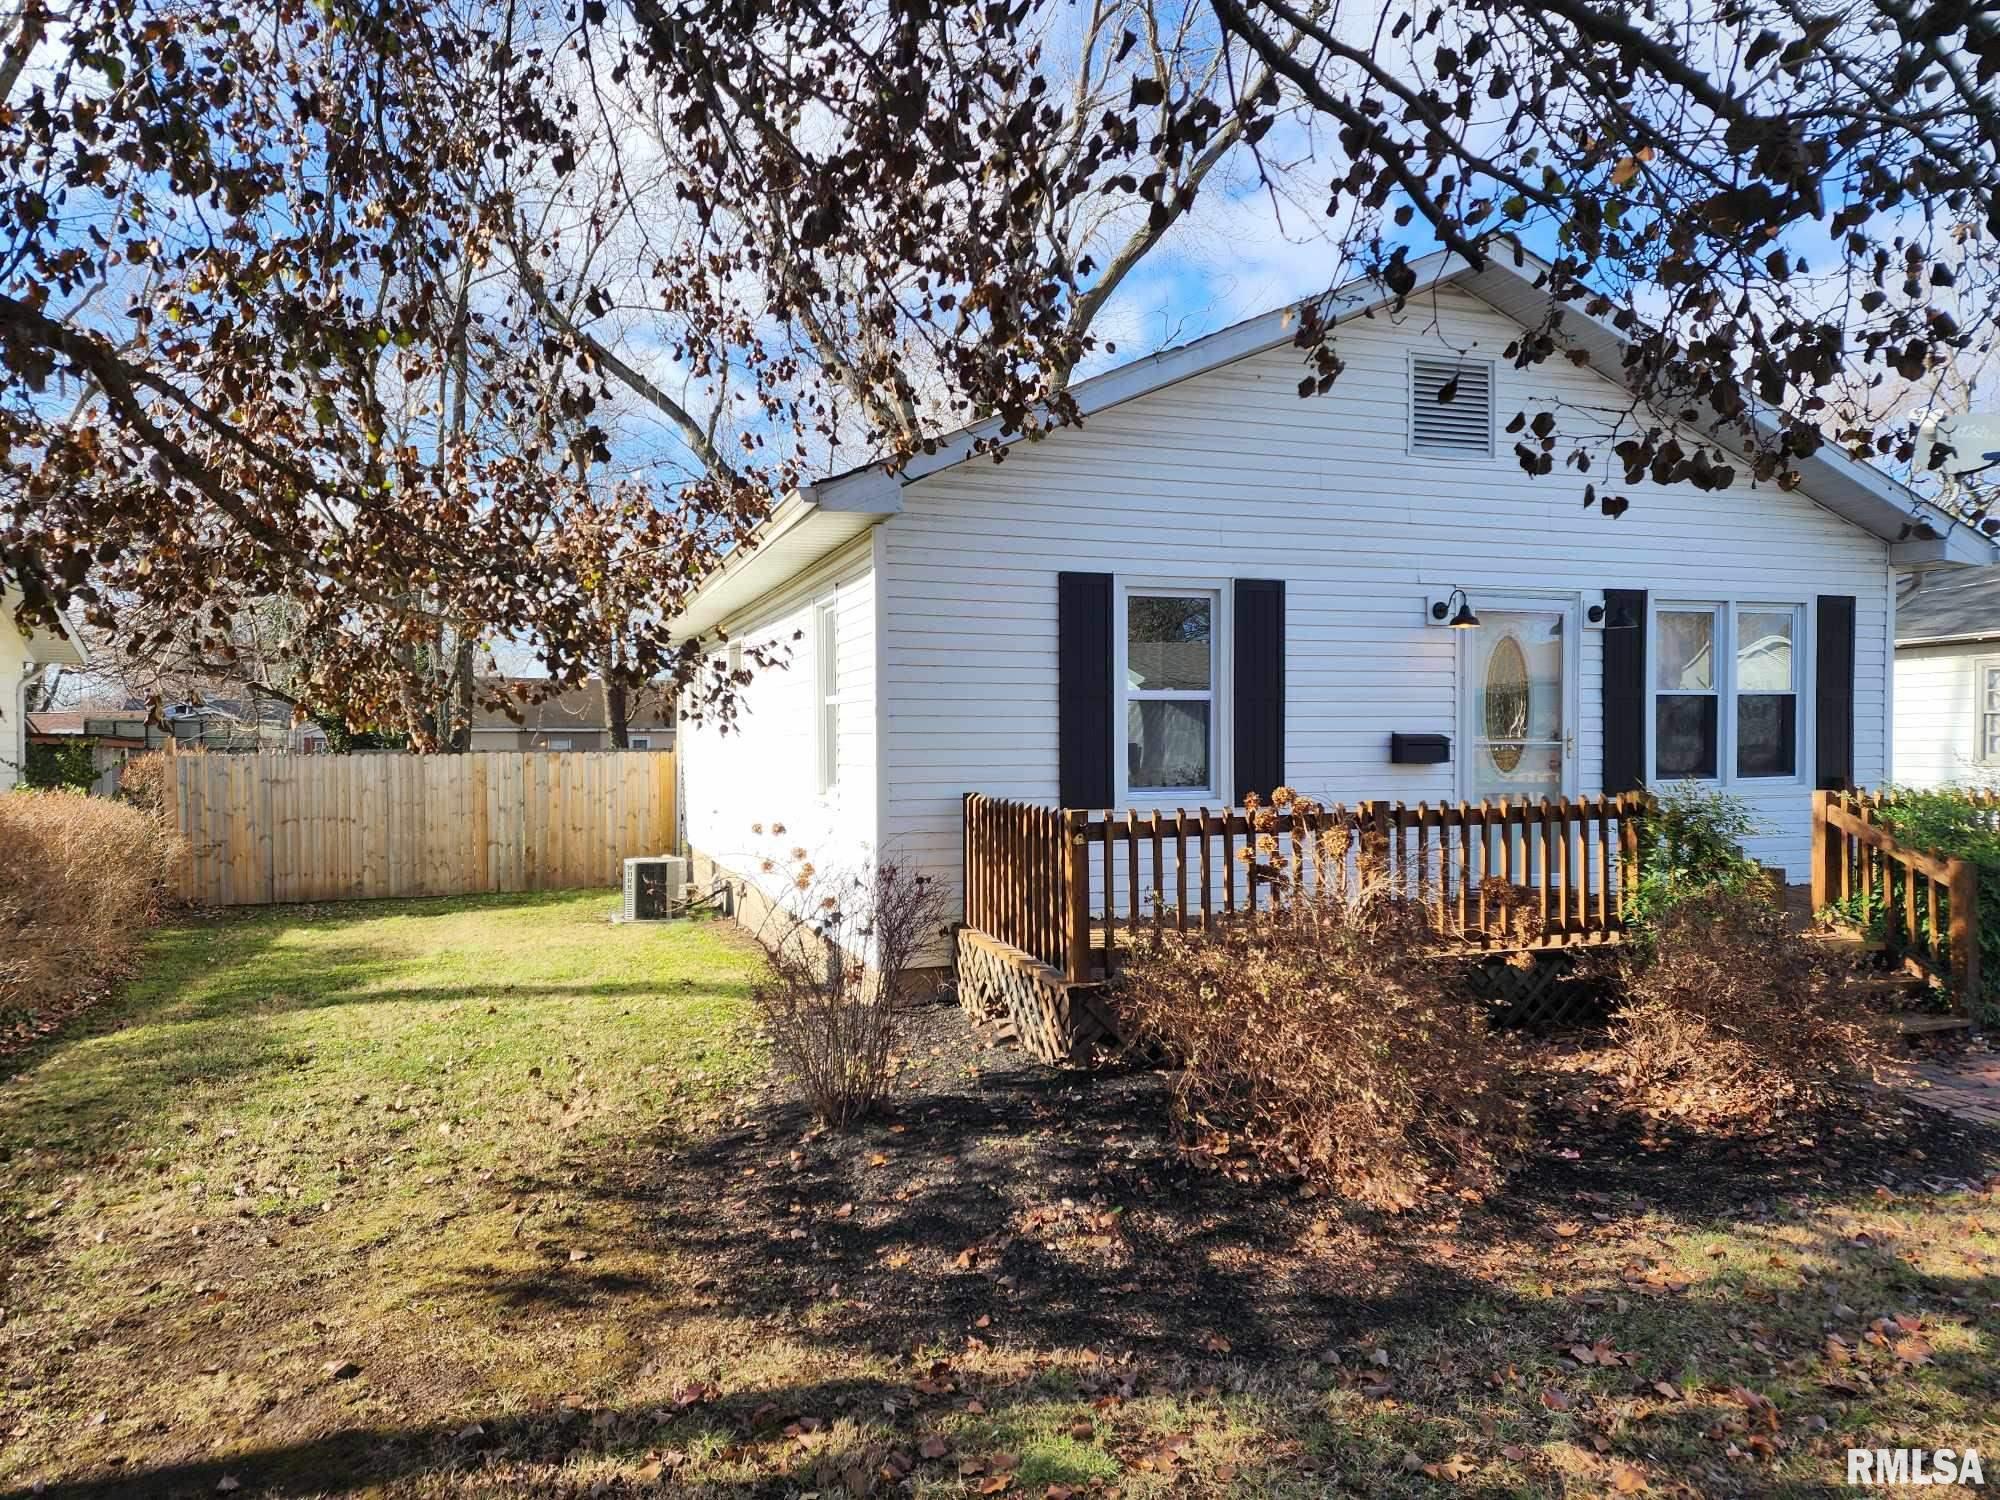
[1602,588,1648,794]
[1816,594,1856,791]
[1058,572,1115,807]
[1233,579,1286,801]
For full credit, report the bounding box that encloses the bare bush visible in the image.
[751,842,950,1127]
[114,750,171,815]
[1116,791,1529,1209]
[1613,889,1898,1128]
[0,792,178,1041]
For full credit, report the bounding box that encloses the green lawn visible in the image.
[0,893,766,1493]
[2,894,1997,1499]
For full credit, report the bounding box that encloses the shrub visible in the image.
[115,749,172,814]
[1818,788,2000,1019]
[1116,792,1529,1209]
[0,791,178,1044]
[1613,887,1896,1128]
[750,843,949,1127]
[22,738,97,792]
[1624,780,1765,941]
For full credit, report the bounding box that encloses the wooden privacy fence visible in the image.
[962,791,1652,983]
[1812,789,1982,1001]
[170,751,677,906]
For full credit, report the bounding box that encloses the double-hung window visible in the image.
[1977,657,2000,764]
[1651,601,1803,783]
[1123,588,1218,797]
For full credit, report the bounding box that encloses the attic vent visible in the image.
[1410,355,1495,457]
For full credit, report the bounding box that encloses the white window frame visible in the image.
[814,597,840,794]
[1407,350,1497,460]
[1646,598,1810,788]
[628,735,651,750]
[1976,655,2000,764]
[1114,580,1228,806]
[547,736,574,751]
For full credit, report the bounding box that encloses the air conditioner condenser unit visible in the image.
[621,855,689,922]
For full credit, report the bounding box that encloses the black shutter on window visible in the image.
[1058,572,1115,807]
[1602,588,1648,794]
[1233,579,1286,801]
[1816,594,1857,791]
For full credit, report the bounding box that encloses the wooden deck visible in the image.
[962,792,1649,984]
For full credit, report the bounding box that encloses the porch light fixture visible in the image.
[1430,587,1481,629]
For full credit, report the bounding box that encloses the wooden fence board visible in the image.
[168,750,677,906]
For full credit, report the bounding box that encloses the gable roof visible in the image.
[1898,567,2000,646]
[672,250,1999,641]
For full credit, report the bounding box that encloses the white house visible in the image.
[673,251,1999,961]
[1892,567,2000,788]
[1,586,88,792]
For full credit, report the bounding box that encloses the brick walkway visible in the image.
[1911,1052,2000,1128]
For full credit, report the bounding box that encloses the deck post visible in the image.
[1948,855,1980,1009]
[1810,789,1832,914]
[1063,809,1091,983]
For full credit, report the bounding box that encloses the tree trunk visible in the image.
[603,672,629,750]
[446,638,474,752]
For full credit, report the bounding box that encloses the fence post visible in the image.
[961,792,975,936]
[1810,789,1832,913]
[1948,856,1980,1010]
[1063,809,1090,984]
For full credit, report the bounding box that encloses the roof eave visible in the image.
[670,479,901,644]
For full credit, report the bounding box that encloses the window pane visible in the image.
[1656,610,1715,691]
[1127,699,1210,789]
[1655,695,1718,779]
[1736,609,1796,692]
[1736,693,1797,778]
[1127,595,1212,691]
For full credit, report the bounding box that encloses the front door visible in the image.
[1460,604,1575,804]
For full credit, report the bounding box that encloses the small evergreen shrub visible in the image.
[1828,787,2000,1019]
[22,738,97,793]
[1624,780,1766,943]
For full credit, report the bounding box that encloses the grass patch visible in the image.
[1,892,764,1489]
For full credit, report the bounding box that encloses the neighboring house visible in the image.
[1892,567,2000,788]
[1,588,88,792]
[469,679,676,751]
[672,249,1999,949]
[26,698,328,795]
[24,707,154,796]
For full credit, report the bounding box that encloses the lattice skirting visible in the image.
[954,927,1120,1063]
[1466,951,1615,1032]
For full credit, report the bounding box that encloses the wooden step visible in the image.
[1800,928,1885,955]
[1842,973,1927,998]
[1895,1013,1975,1036]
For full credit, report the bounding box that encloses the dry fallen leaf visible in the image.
[1610,1461,1649,1492]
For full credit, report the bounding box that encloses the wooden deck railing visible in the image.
[1812,789,1983,1001]
[963,791,1651,982]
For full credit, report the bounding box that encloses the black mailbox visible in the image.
[1390,732,1450,765]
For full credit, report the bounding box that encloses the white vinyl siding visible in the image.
[680,535,879,921]
[876,284,1892,896]
[1894,639,2000,788]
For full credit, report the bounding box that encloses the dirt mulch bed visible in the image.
[650,1005,2000,1366]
